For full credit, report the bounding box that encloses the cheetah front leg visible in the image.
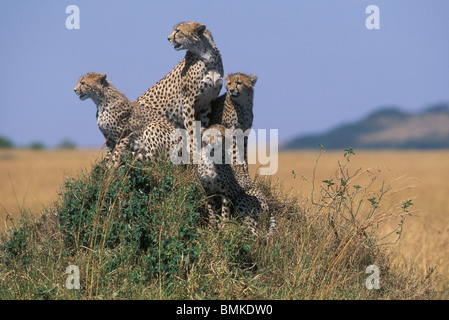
[235,197,259,236]
[243,136,249,173]
[182,97,201,164]
[206,196,219,229]
[206,195,230,230]
[109,133,133,167]
[231,135,250,173]
[220,196,231,229]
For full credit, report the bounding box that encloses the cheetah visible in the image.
[134,21,223,161]
[74,72,181,162]
[209,73,258,172]
[197,124,275,236]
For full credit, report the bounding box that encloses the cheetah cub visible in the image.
[209,73,258,172]
[74,72,133,159]
[197,124,275,236]
[74,72,181,162]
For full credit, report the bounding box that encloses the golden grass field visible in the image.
[1,148,449,292]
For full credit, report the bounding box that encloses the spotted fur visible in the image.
[209,73,257,172]
[134,22,223,160]
[74,72,180,162]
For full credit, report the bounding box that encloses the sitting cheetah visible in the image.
[74,72,181,162]
[197,125,275,236]
[209,73,258,171]
[134,21,223,160]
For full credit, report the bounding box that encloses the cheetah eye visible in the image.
[236,81,242,85]
[227,82,231,86]
[80,81,85,86]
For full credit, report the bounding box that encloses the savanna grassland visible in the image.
[0,148,447,299]
[250,150,449,293]
[0,149,105,227]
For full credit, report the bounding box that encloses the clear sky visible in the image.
[1,0,448,148]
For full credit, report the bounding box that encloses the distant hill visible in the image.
[283,103,449,150]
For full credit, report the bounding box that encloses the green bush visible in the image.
[2,226,31,266]
[57,152,203,280]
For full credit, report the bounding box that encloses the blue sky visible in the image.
[1,0,448,148]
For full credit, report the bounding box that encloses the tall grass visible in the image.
[0,150,436,299]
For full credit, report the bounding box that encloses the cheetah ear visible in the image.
[196,24,206,36]
[99,73,107,85]
[249,74,258,86]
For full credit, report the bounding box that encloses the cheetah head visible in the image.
[226,73,258,102]
[202,125,226,147]
[201,125,233,163]
[74,72,108,102]
[167,21,212,53]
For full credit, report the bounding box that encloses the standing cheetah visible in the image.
[134,21,223,161]
[209,73,258,172]
[74,72,181,162]
[197,125,275,236]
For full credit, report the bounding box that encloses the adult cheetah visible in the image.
[209,72,258,172]
[197,124,275,236]
[134,21,224,161]
[74,72,181,162]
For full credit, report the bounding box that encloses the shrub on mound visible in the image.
[57,152,204,279]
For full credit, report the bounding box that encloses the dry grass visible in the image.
[1,148,448,295]
[0,149,105,230]
[250,149,449,293]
